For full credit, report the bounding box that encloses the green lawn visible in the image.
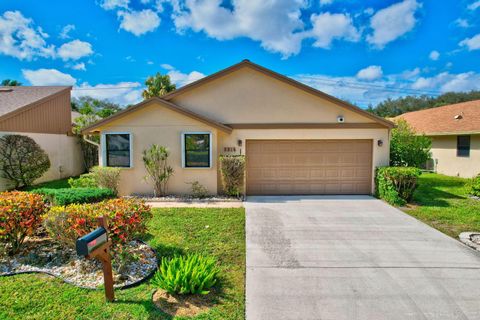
[23,177,72,190]
[0,207,245,320]
[405,173,480,238]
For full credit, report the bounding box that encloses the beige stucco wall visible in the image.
[0,132,84,190]
[218,128,390,194]
[430,134,480,178]
[98,102,219,196]
[171,67,376,124]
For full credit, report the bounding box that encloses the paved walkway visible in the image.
[245,196,480,320]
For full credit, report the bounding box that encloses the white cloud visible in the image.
[167,69,206,87]
[319,0,333,5]
[59,24,75,39]
[71,62,86,71]
[429,50,440,60]
[117,9,161,36]
[460,33,480,51]
[57,39,93,61]
[73,82,143,105]
[161,63,174,70]
[468,0,480,10]
[308,13,360,48]
[22,68,76,86]
[412,72,480,92]
[0,10,56,60]
[455,18,470,28]
[172,0,307,58]
[100,0,130,10]
[356,65,383,81]
[367,0,421,48]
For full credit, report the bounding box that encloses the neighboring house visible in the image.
[395,100,480,178]
[83,60,394,196]
[0,86,84,190]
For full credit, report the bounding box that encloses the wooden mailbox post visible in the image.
[76,216,115,302]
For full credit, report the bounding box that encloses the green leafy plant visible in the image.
[90,166,121,195]
[152,254,219,295]
[390,120,432,168]
[471,174,480,197]
[0,191,47,255]
[142,144,174,196]
[68,173,97,188]
[43,198,152,248]
[31,188,114,205]
[375,167,421,206]
[219,155,245,197]
[188,181,209,198]
[0,134,51,188]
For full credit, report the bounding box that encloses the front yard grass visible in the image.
[0,207,245,320]
[405,173,480,238]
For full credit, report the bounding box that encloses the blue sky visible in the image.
[1,0,479,107]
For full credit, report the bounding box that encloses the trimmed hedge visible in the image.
[375,167,421,206]
[471,174,480,197]
[31,187,115,205]
[68,173,97,188]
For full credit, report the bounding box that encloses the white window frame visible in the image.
[181,132,213,169]
[101,132,133,168]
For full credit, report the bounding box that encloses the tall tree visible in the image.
[142,73,176,99]
[1,79,22,86]
[367,91,480,117]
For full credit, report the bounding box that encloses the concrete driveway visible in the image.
[245,196,480,320]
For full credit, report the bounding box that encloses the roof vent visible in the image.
[0,88,13,92]
[454,114,463,120]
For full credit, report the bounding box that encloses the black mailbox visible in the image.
[76,227,108,257]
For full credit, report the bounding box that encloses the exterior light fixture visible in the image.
[377,140,383,147]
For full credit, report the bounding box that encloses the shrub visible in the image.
[188,181,209,198]
[68,173,97,188]
[43,198,152,249]
[390,119,431,168]
[219,155,245,197]
[142,144,174,196]
[152,254,219,295]
[471,174,480,197]
[0,134,50,188]
[0,192,47,254]
[90,166,121,195]
[375,167,421,206]
[32,188,114,205]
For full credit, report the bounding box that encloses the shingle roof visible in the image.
[0,86,71,119]
[394,100,480,135]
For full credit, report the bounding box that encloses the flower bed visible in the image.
[0,237,157,289]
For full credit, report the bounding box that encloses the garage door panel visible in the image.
[246,140,372,195]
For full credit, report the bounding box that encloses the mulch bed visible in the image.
[0,237,157,289]
[152,289,216,317]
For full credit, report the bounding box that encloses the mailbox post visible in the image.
[76,216,115,302]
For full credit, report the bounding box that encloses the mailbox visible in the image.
[76,227,108,257]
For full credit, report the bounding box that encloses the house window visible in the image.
[457,135,470,157]
[104,133,131,167]
[182,133,211,168]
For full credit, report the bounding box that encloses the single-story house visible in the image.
[0,86,84,190]
[395,100,480,178]
[83,60,394,196]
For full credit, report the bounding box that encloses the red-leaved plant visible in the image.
[0,191,47,255]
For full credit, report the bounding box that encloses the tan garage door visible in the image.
[246,140,372,195]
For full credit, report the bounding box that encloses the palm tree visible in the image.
[1,79,22,86]
[142,73,176,99]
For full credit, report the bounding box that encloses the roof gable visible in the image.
[164,60,394,128]
[82,97,232,134]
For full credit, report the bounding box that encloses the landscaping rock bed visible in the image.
[0,238,157,289]
[459,232,480,251]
